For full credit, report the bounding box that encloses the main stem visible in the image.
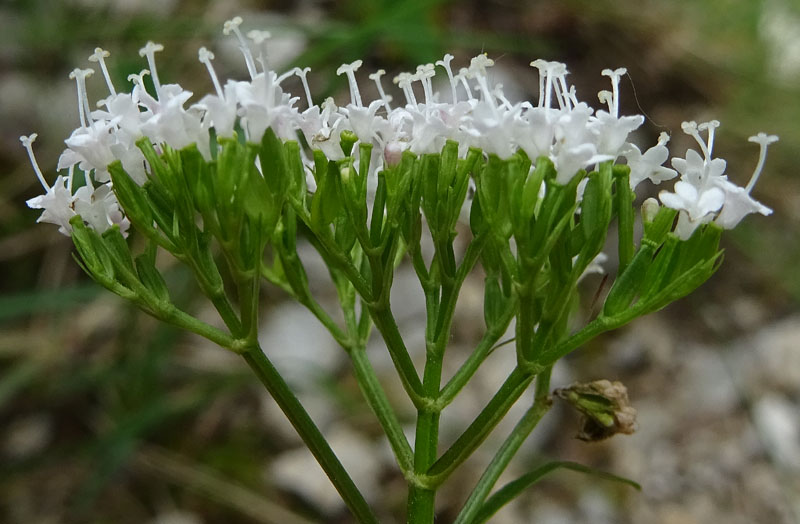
[242,345,379,524]
[408,350,443,523]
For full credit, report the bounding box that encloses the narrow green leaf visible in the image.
[474,461,640,523]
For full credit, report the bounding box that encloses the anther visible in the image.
[336,60,364,107]
[745,132,779,192]
[295,67,314,110]
[198,47,224,99]
[223,17,257,79]
[138,41,165,97]
[369,69,392,111]
[435,54,458,103]
[19,134,49,190]
[247,30,271,72]
[69,68,95,128]
[88,47,116,96]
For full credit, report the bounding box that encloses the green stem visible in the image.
[242,345,379,524]
[454,370,552,524]
[408,350,444,524]
[348,345,414,473]
[425,367,534,484]
[437,320,512,407]
[408,236,484,523]
[369,304,425,404]
[155,303,241,352]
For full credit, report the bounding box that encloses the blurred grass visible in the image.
[1,0,798,522]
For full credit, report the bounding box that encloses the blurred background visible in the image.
[1,0,799,522]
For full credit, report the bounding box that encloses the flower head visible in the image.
[21,14,776,240]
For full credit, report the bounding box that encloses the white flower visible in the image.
[659,121,775,238]
[72,183,130,235]
[26,174,76,235]
[713,133,777,229]
[624,132,677,189]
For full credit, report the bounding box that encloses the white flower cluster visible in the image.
[23,16,774,238]
[658,122,777,239]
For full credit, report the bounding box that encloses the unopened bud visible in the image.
[641,197,660,224]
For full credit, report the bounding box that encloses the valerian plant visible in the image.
[22,15,776,523]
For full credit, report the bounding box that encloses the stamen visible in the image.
[88,48,116,96]
[470,56,501,117]
[656,131,670,147]
[295,67,314,110]
[698,120,720,155]
[469,54,496,107]
[568,85,579,107]
[493,83,513,110]
[681,121,710,160]
[276,69,296,85]
[336,60,364,107]
[598,90,613,112]
[138,41,165,97]
[198,47,224,99]
[369,69,392,111]
[435,54,458,103]
[223,17,257,79]
[549,62,568,110]
[556,69,571,110]
[530,59,547,107]
[247,30,271,72]
[321,97,336,125]
[416,63,436,104]
[69,68,95,128]
[745,132,779,192]
[393,72,417,106]
[456,68,474,101]
[19,134,49,190]
[67,165,74,193]
[127,69,151,88]
[601,67,626,117]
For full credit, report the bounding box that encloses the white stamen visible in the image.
[567,85,579,109]
[128,69,150,88]
[69,68,95,128]
[247,30,271,72]
[698,120,720,156]
[456,68,474,101]
[88,48,116,96]
[601,67,626,117]
[681,121,710,160]
[20,134,49,190]
[545,62,568,110]
[295,67,314,110]
[745,132,779,192]
[469,54,496,108]
[530,59,547,107]
[223,17,257,79]
[556,71,571,110]
[369,69,392,111]
[393,72,417,106]
[276,69,296,85]
[657,131,670,147]
[598,90,613,112]
[435,54,458,103]
[67,165,74,193]
[416,63,436,104]
[493,83,513,110]
[198,47,224,99]
[336,60,364,107]
[138,42,165,97]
